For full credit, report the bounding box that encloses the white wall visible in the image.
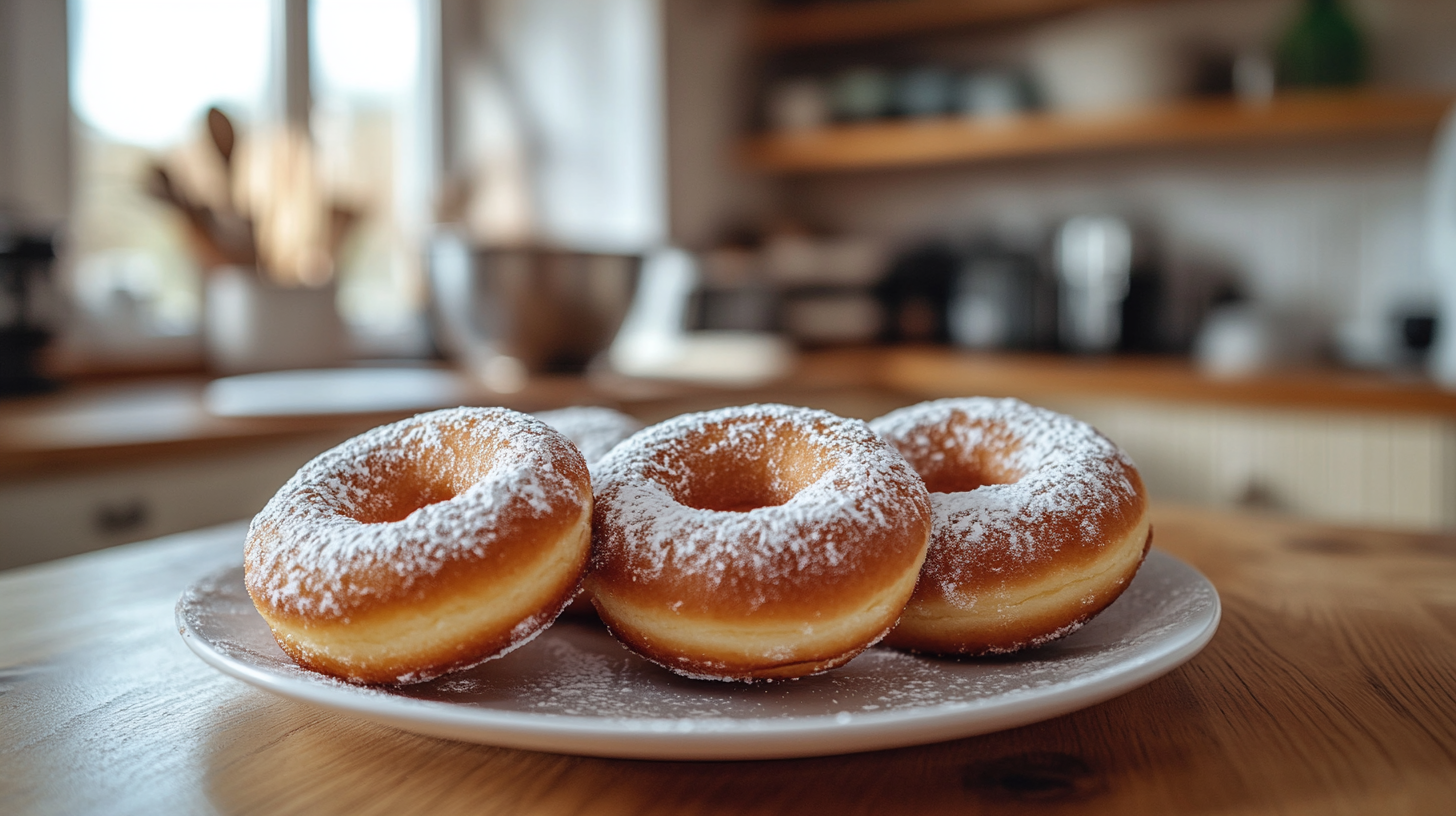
[662,0,773,249]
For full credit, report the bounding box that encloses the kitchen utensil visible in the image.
[428,230,641,387]
[207,107,236,167]
[205,265,344,374]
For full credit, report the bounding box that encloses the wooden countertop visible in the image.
[2,503,1453,814]
[855,348,1456,416]
[3,349,1454,481]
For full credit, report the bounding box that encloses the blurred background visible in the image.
[2,0,1456,568]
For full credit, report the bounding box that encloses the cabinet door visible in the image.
[0,439,334,571]
[1044,398,1456,532]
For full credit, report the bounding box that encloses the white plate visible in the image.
[177,549,1219,761]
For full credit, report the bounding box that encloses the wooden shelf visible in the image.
[741,91,1454,174]
[753,0,1159,50]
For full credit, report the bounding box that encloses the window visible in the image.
[65,0,432,367]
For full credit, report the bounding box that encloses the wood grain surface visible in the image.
[3,504,1455,815]
[741,92,1452,174]
[751,0,1162,49]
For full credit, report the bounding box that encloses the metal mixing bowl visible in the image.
[428,231,641,387]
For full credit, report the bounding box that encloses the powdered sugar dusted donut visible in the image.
[534,406,643,471]
[587,404,931,681]
[870,397,1150,655]
[245,407,593,684]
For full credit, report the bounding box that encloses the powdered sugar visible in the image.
[534,406,644,470]
[591,404,929,609]
[245,407,588,619]
[871,398,1142,607]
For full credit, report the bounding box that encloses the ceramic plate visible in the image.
[177,549,1219,761]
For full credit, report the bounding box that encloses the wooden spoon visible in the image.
[207,107,236,167]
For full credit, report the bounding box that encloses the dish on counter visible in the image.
[177,547,1218,761]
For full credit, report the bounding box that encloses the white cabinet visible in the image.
[1046,398,1456,531]
[0,438,336,571]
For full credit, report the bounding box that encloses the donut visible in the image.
[587,404,931,681]
[244,407,593,684]
[869,397,1150,655]
[533,406,644,616]
[534,406,643,471]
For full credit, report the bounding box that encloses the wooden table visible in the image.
[3,504,1454,815]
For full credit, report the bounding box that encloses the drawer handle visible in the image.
[94,499,149,535]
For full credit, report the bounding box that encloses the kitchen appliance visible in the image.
[877,241,958,344]
[1056,216,1133,353]
[0,229,58,395]
[948,244,1048,350]
[428,230,640,391]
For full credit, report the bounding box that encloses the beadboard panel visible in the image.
[0,437,340,571]
[1042,398,1456,531]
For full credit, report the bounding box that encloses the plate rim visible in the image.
[177,548,1220,760]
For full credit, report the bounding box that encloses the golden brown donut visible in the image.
[587,404,931,681]
[870,398,1150,655]
[245,407,592,684]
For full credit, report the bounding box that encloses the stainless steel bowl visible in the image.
[428,231,641,386]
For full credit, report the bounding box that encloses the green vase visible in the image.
[1276,0,1366,88]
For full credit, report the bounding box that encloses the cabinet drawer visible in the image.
[1047,398,1456,532]
[0,439,336,571]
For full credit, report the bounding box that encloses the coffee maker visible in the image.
[0,229,57,395]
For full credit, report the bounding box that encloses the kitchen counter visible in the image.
[3,350,1453,570]
[5,349,1455,481]
[2,503,1453,815]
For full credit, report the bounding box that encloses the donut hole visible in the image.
[354,482,457,524]
[907,421,1023,494]
[668,431,830,513]
[349,443,497,524]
